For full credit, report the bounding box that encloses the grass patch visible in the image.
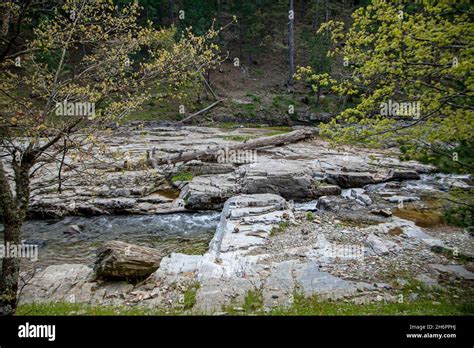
[16,302,181,316]
[243,289,264,312]
[175,240,210,255]
[269,295,473,316]
[270,221,291,237]
[263,126,293,132]
[16,290,474,316]
[182,283,200,310]
[221,135,254,142]
[265,130,291,137]
[306,211,315,221]
[171,171,194,183]
[393,208,446,228]
[430,245,473,263]
[245,92,262,103]
[223,289,264,315]
[215,121,242,129]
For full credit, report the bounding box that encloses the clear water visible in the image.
[0,212,220,269]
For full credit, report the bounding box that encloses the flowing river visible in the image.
[0,212,220,269]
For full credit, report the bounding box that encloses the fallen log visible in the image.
[94,240,163,279]
[152,128,317,166]
[177,99,223,124]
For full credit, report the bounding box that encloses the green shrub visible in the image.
[171,171,194,183]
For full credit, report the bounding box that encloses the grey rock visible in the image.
[19,264,95,305]
[326,172,376,188]
[94,241,163,279]
[365,234,390,255]
[210,194,294,254]
[238,161,319,200]
[385,195,420,203]
[179,173,238,210]
[370,209,392,217]
[429,264,474,280]
[386,170,420,181]
[341,188,372,206]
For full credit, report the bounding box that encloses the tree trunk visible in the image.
[1,0,11,36]
[0,160,20,315]
[0,158,31,316]
[239,22,244,62]
[151,128,317,166]
[288,0,295,89]
[169,0,174,24]
[312,0,320,32]
[316,83,321,107]
[300,0,306,18]
[325,0,329,36]
[0,221,21,315]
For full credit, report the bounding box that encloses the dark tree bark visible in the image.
[0,159,29,315]
[0,136,66,315]
[169,0,174,24]
[1,0,11,36]
[288,0,295,90]
[151,128,316,166]
[325,0,329,36]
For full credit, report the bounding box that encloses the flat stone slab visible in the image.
[19,264,95,304]
[210,194,294,254]
[429,264,474,280]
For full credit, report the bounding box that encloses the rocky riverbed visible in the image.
[8,124,473,313]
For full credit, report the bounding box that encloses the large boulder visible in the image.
[238,161,319,200]
[326,171,376,188]
[94,241,163,279]
[385,170,420,182]
[179,173,238,210]
[179,161,338,211]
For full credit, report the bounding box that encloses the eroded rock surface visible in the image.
[14,125,473,313]
[17,125,437,215]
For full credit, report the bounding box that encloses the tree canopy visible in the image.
[297,0,473,167]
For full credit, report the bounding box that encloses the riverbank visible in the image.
[3,124,472,315]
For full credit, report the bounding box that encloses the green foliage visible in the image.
[441,188,474,232]
[301,27,331,76]
[269,295,473,316]
[171,171,194,183]
[299,0,473,156]
[221,135,254,142]
[444,205,473,232]
[243,289,264,312]
[15,302,177,316]
[17,296,473,316]
[245,92,262,103]
[183,282,200,310]
[400,141,474,174]
[176,0,219,36]
[270,221,290,237]
[306,211,315,221]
